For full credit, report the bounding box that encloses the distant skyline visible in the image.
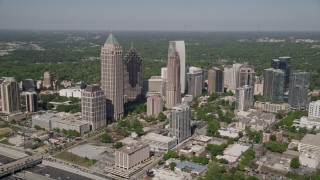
[0,0,320,31]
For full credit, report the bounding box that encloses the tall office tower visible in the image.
[166,41,181,108]
[254,76,264,95]
[101,33,124,120]
[223,63,242,92]
[147,95,163,116]
[186,67,204,97]
[308,100,320,118]
[0,77,21,115]
[263,68,286,103]
[237,64,255,88]
[288,71,310,109]
[123,43,143,101]
[25,92,38,112]
[81,85,106,130]
[21,79,36,91]
[43,71,54,88]
[161,67,168,81]
[271,57,291,87]
[168,104,191,144]
[208,67,223,94]
[173,41,186,94]
[235,85,253,112]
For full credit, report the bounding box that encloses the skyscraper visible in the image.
[0,77,21,115]
[100,33,124,120]
[168,104,191,144]
[208,67,224,94]
[123,43,143,101]
[166,41,181,108]
[43,71,54,88]
[186,67,204,97]
[235,85,253,112]
[25,92,38,112]
[271,57,291,87]
[237,64,255,88]
[81,85,106,130]
[147,95,163,116]
[21,79,36,91]
[288,71,310,109]
[224,63,242,92]
[263,68,286,103]
[173,41,186,94]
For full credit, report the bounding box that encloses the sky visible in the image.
[0,0,320,31]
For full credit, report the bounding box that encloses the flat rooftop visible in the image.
[300,134,320,147]
[224,144,250,157]
[176,161,205,174]
[117,143,149,155]
[142,133,175,143]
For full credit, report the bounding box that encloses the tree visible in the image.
[101,133,112,143]
[157,112,167,122]
[192,156,209,165]
[34,125,42,130]
[218,158,229,164]
[290,158,301,169]
[179,154,189,161]
[264,141,288,153]
[169,162,177,171]
[270,134,277,141]
[233,171,246,180]
[158,160,164,165]
[113,142,123,149]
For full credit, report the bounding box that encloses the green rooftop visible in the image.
[105,33,119,45]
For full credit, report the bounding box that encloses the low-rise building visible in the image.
[175,161,206,175]
[59,88,82,98]
[179,145,205,157]
[299,150,320,169]
[298,134,320,152]
[216,144,250,163]
[115,143,150,170]
[235,110,275,131]
[218,128,241,138]
[141,133,177,152]
[293,116,320,130]
[254,101,290,113]
[52,115,90,135]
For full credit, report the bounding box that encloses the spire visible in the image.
[131,41,134,49]
[105,31,119,45]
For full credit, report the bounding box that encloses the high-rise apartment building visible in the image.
[173,41,186,94]
[224,63,242,92]
[263,68,286,103]
[308,100,320,118]
[166,41,181,108]
[237,64,255,88]
[208,67,223,94]
[0,77,21,114]
[271,57,291,87]
[123,43,143,101]
[235,85,253,112]
[25,92,38,112]
[168,104,191,144]
[43,71,54,88]
[21,79,36,91]
[115,143,149,170]
[186,67,204,97]
[161,67,168,81]
[288,71,310,109]
[100,33,124,120]
[147,95,163,116]
[81,85,106,130]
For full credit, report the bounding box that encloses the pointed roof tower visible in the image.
[105,32,119,45]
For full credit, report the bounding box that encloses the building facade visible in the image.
[254,101,290,113]
[100,33,124,120]
[123,44,143,101]
[141,133,177,152]
[309,100,320,118]
[43,71,54,88]
[235,85,253,112]
[271,56,291,87]
[168,104,191,144]
[237,64,255,88]
[81,85,106,130]
[115,143,150,170]
[166,41,181,108]
[288,71,310,109]
[173,41,186,94]
[25,92,38,112]
[208,67,223,94]
[0,78,21,115]
[224,63,242,92]
[186,67,204,97]
[263,68,286,103]
[147,95,163,116]
[21,79,36,91]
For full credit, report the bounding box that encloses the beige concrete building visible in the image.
[186,67,204,97]
[166,41,181,108]
[235,85,253,112]
[141,132,177,152]
[254,101,290,113]
[101,33,124,120]
[224,63,242,92]
[147,95,163,116]
[208,67,224,94]
[81,85,106,130]
[52,116,90,135]
[237,64,255,88]
[115,143,150,170]
[123,43,143,101]
[25,91,38,112]
[0,77,21,115]
[43,71,54,88]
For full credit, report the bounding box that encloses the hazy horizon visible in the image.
[0,0,320,31]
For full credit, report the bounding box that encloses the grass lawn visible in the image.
[283,130,304,140]
[54,151,98,168]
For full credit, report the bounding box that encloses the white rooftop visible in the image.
[224,144,250,157]
[142,132,175,143]
[300,134,320,147]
